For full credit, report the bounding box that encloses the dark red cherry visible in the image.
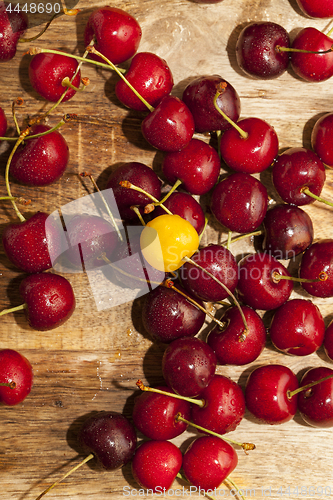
[0,1,28,61]
[272,147,326,206]
[10,124,69,186]
[298,367,333,427]
[210,172,268,233]
[262,203,314,260]
[0,349,33,405]
[0,106,7,136]
[162,337,217,397]
[299,239,333,298]
[19,273,76,331]
[207,305,266,366]
[153,192,205,235]
[132,385,191,440]
[179,244,238,302]
[324,319,333,361]
[270,298,325,356]
[115,52,173,111]
[2,211,63,273]
[141,95,195,153]
[237,252,293,310]
[191,373,245,435]
[132,440,182,492]
[311,112,333,167]
[219,117,279,174]
[84,6,142,65]
[105,162,161,220]
[161,138,220,195]
[296,0,333,18]
[245,364,299,424]
[182,436,238,491]
[182,75,241,134]
[78,411,137,470]
[236,21,290,79]
[290,27,333,82]
[141,284,206,343]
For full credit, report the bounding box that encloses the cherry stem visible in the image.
[157,179,183,205]
[287,373,333,399]
[0,303,27,317]
[163,278,226,329]
[79,172,123,241]
[182,256,249,339]
[100,253,161,288]
[19,12,61,43]
[301,187,333,208]
[87,46,154,112]
[0,114,75,142]
[276,44,333,55]
[175,413,255,452]
[136,380,205,407]
[225,477,246,500]
[119,180,173,215]
[0,381,16,389]
[0,196,31,205]
[271,270,328,284]
[224,230,262,246]
[131,206,146,225]
[12,97,24,136]
[327,27,333,38]
[61,76,86,92]
[35,453,94,500]
[213,84,248,139]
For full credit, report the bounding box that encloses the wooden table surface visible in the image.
[1,0,333,499]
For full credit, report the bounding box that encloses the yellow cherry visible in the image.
[140,214,199,272]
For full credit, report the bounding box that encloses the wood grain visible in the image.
[1,0,333,499]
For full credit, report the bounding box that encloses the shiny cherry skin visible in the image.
[183,436,238,491]
[272,147,326,206]
[84,6,142,65]
[311,112,333,167]
[299,239,333,298]
[153,192,205,235]
[2,211,63,273]
[0,1,28,61]
[270,299,325,356]
[245,364,299,424]
[141,284,206,343]
[10,124,69,186]
[105,162,161,220]
[141,95,195,152]
[298,367,333,427]
[132,385,191,440]
[182,74,241,134]
[191,374,246,435]
[262,203,314,260]
[0,349,33,405]
[324,319,333,361]
[296,0,333,18]
[29,52,81,102]
[207,305,266,366]
[210,172,268,233]
[162,337,217,397]
[236,21,290,79]
[219,117,279,173]
[162,138,220,195]
[0,106,7,136]
[78,411,137,470]
[179,244,238,302]
[290,27,333,82]
[115,52,173,111]
[237,252,293,310]
[132,440,182,492]
[19,273,76,331]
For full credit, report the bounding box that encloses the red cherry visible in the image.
[19,273,76,331]
[29,52,81,102]
[299,239,333,298]
[298,367,333,427]
[153,192,205,235]
[84,6,142,65]
[245,364,299,424]
[0,1,28,61]
[10,124,69,186]
[0,106,7,136]
[290,27,333,82]
[182,436,238,490]
[0,349,33,405]
[323,319,333,361]
[295,0,333,18]
[131,440,182,492]
[270,299,325,356]
[115,52,174,111]
[311,112,333,167]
